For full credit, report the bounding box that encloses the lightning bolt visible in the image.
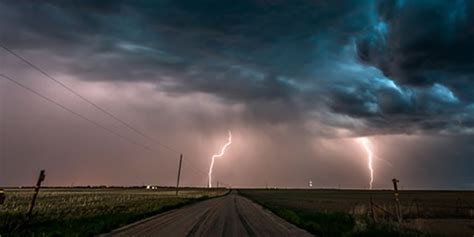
[208,130,232,188]
[358,137,374,189]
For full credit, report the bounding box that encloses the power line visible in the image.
[0,73,210,177]
[0,43,179,154]
[0,44,211,179]
[0,74,156,153]
[184,160,209,177]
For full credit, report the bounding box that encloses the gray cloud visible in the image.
[0,0,473,188]
[2,0,472,135]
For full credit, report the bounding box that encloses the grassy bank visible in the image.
[0,187,226,236]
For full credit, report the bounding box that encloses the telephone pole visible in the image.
[175,154,183,195]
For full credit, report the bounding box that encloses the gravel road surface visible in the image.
[105,191,312,237]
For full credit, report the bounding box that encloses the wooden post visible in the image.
[27,170,45,217]
[392,178,402,223]
[0,188,5,205]
[175,154,182,196]
[415,199,420,218]
[369,195,376,222]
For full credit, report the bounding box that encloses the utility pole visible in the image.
[175,154,183,196]
[0,77,6,206]
[28,170,45,217]
[392,178,402,223]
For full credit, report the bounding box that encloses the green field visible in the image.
[0,187,227,236]
[239,189,474,237]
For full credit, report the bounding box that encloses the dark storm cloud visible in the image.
[353,0,474,134]
[359,0,474,85]
[357,0,474,98]
[1,0,474,135]
[2,0,474,190]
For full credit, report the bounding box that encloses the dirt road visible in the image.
[105,191,312,237]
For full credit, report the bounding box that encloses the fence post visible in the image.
[0,188,5,205]
[369,195,376,222]
[392,178,402,223]
[414,199,420,218]
[27,170,45,217]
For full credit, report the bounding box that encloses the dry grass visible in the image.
[239,189,474,237]
[0,187,227,236]
[240,189,474,218]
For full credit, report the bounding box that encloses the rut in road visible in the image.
[105,191,313,237]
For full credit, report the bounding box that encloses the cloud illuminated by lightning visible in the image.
[358,137,374,189]
[208,130,232,188]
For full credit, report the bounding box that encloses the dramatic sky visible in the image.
[0,0,473,189]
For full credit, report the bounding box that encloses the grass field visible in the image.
[239,189,474,237]
[0,187,227,236]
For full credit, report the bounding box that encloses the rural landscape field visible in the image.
[1,187,472,236]
[240,189,474,236]
[0,187,227,236]
[2,0,474,236]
